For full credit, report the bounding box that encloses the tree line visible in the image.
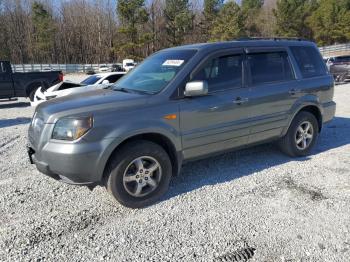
[0,0,349,64]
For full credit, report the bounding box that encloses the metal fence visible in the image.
[11,63,119,73]
[319,43,350,58]
[10,43,350,73]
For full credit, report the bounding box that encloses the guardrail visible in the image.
[11,44,350,73]
[11,63,119,73]
[319,43,350,58]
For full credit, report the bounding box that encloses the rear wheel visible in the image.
[29,87,40,102]
[279,111,319,157]
[105,140,172,208]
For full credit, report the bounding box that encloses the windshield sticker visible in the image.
[162,60,184,67]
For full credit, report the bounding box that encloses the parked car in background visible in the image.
[123,59,135,72]
[86,67,95,75]
[28,39,335,208]
[112,64,124,72]
[0,61,63,101]
[31,72,125,106]
[98,65,110,73]
[325,55,350,82]
[42,67,53,72]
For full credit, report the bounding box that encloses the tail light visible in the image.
[59,73,64,82]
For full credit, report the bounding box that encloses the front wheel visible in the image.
[105,140,172,208]
[278,111,319,157]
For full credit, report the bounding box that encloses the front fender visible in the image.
[94,120,182,181]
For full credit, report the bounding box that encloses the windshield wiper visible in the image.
[113,87,154,95]
[113,87,131,93]
[129,89,155,95]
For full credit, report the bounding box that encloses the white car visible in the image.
[98,65,110,72]
[31,72,125,106]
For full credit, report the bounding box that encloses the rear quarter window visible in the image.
[290,46,327,78]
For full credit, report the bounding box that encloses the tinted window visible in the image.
[334,56,350,63]
[193,54,242,92]
[247,52,294,85]
[81,75,102,85]
[290,46,327,78]
[105,74,124,83]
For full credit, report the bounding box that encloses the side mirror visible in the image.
[102,80,109,85]
[184,81,208,97]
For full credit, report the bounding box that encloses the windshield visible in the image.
[113,49,197,94]
[81,75,102,85]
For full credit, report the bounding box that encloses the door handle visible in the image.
[233,97,249,105]
[289,89,302,95]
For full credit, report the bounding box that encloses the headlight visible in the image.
[52,116,93,141]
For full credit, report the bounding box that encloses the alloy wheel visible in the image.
[295,121,314,150]
[122,156,162,197]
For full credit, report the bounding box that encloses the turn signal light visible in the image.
[164,114,177,120]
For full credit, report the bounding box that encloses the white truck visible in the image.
[122,59,135,72]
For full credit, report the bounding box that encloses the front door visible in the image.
[179,50,251,160]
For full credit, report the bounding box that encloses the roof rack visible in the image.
[236,37,307,41]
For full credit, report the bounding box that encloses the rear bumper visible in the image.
[323,101,336,124]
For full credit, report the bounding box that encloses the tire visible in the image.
[105,140,172,208]
[29,87,39,102]
[278,111,319,157]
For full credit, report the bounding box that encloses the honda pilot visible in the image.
[28,39,336,208]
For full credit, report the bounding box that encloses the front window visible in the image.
[81,75,102,85]
[113,49,197,94]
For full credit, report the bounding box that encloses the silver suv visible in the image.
[28,39,336,208]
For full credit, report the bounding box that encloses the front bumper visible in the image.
[27,138,116,185]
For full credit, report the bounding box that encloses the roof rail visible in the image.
[236,37,308,41]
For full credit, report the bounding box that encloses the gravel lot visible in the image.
[0,77,349,261]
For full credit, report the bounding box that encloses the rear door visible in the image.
[179,49,252,160]
[0,62,14,98]
[244,47,298,143]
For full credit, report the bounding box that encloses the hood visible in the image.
[46,83,106,97]
[36,88,149,123]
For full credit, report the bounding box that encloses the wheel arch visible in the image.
[283,103,323,136]
[101,132,182,183]
[26,81,47,97]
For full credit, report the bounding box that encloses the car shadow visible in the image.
[0,101,30,109]
[164,117,350,201]
[0,117,32,129]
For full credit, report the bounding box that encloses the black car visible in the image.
[85,67,95,75]
[111,64,124,72]
[326,55,350,82]
[0,61,63,101]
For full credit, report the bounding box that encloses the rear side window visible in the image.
[334,56,350,63]
[290,46,327,78]
[193,54,242,92]
[105,74,124,83]
[247,51,294,85]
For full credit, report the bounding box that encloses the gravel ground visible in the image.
[0,78,349,261]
